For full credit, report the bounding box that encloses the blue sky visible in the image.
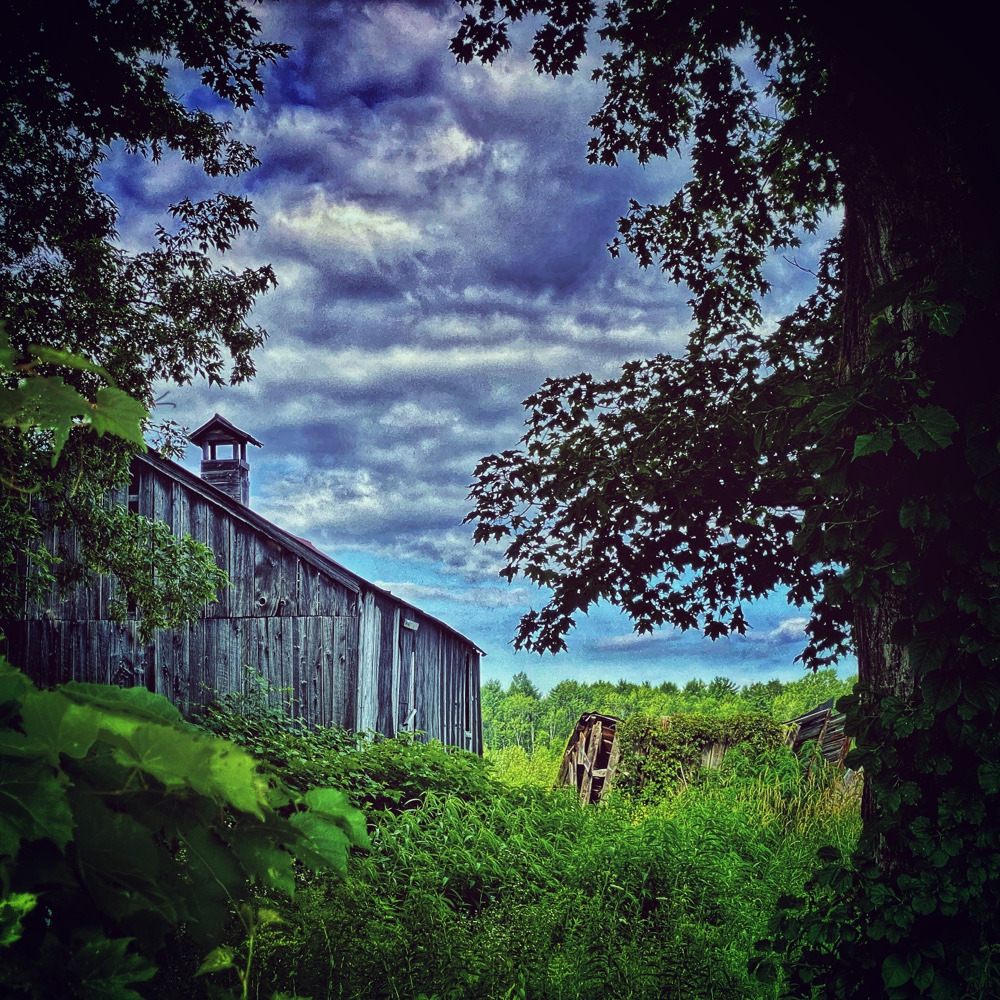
[103,0,851,695]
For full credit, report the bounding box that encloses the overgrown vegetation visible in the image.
[481,669,855,753]
[0,658,368,998]
[160,678,863,1000]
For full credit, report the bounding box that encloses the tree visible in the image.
[1,2,288,635]
[453,3,1000,995]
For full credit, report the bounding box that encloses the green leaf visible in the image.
[898,405,959,456]
[301,787,370,848]
[65,933,157,999]
[909,632,949,675]
[866,276,914,316]
[203,742,271,820]
[227,826,297,897]
[899,499,930,531]
[921,672,961,711]
[914,297,965,337]
[14,376,91,462]
[60,681,185,726]
[182,825,246,942]
[853,427,894,459]
[70,794,166,921]
[87,386,148,450]
[27,344,117,386]
[978,761,1000,794]
[195,945,236,976]
[19,690,100,762]
[0,891,38,946]
[108,721,205,793]
[0,756,75,855]
[882,953,911,989]
[0,658,33,709]
[288,809,352,877]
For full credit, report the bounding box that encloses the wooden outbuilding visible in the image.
[558,713,621,805]
[558,699,853,804]
[5,415,484,752]
[784,698,851,766]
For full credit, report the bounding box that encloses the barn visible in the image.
[4,414,484,753]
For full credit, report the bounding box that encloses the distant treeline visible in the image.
[481,669,856,753]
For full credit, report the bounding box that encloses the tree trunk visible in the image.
[826,16,998,883]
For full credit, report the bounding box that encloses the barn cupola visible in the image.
[188,414,263,506]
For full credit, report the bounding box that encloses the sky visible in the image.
[103,0,851,695]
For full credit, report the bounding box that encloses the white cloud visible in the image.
[255,338,582,390]
[374,580,532,609]
[253,467,460,537]
[593,631,680,652]
[378,401,459,429]
[769,617,810,643]
[272,191,420,250]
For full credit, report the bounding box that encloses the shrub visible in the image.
[0,657,367,998]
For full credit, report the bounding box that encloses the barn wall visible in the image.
[7,457,483,748]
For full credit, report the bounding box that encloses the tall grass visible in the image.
[172,720,860,1000]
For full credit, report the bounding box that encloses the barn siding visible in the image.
[6,453,482,750]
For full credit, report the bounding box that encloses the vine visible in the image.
[613,712,787,803]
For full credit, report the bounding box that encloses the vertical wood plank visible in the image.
[339,616,359,732]
[389,608,401,738]
[207,506,233,618]
[279,551,300,617]
[254,535,282,618]
[375,597,395,736]
[397,625,414,734]
[232,525,255,618]
[317,616,332,728]
[356,593,379,733]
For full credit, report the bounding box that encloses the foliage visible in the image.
[1,2,287,633]
[613,711,787,803]
[484,742,563,789]
[452,3,1000,994]
[481,669,855,753]
[181,703,861,1000]
[0,658,368,999]
[200,673,499,813]
[0,327,230,642]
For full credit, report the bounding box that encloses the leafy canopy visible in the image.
[452,4,1000,996]
[1,2,288,633]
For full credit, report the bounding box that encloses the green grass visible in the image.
[173,703,862,1000]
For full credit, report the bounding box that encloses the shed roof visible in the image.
[136,450,486,654]
[188,413,263,448]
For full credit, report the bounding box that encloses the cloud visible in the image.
[120,0,835,690]
[374,580,532,609]
[757,617,810,644]
[592,630,683,653]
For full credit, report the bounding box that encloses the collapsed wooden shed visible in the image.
[784,698,851,766]
[557,713,622,805]
[558,698,852,804]
[5,414,485,752]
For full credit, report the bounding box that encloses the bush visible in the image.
[0,658,367,998]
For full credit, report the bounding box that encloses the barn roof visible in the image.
[136,450,486,654]
[188,413,264,448]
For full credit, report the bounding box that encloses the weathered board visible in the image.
[558,713,621,805]
[6,450,483,752]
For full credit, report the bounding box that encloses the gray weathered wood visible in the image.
[9,452,483,748]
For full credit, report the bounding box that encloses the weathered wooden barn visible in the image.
[4,414,484,752]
